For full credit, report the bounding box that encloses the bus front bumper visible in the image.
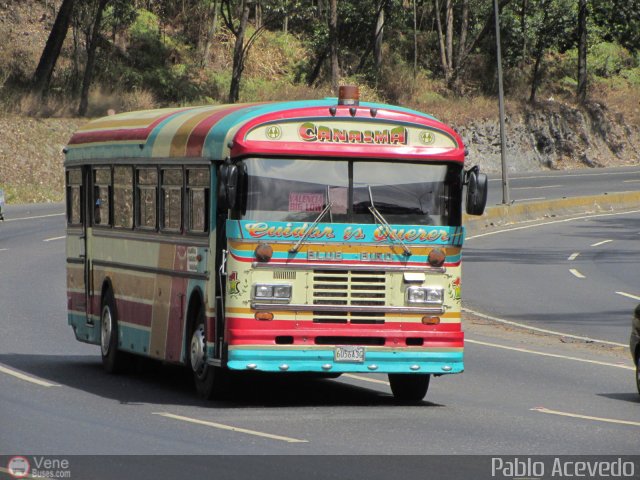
[226,347,463,374]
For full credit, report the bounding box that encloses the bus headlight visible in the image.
[406,286,444,305]
[252,284,292,303]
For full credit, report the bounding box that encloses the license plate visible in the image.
[334,345,365,363]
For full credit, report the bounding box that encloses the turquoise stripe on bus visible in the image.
[145,106,213,155]
[227,348,463,373]
[204,99,339,159]
[118,324,151,355]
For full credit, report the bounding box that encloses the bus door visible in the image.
[66,166,91,325]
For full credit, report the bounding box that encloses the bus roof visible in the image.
[65,99,465,164]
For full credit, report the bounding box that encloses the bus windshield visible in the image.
[239,158,460,226]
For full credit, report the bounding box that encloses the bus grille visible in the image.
[312,270,386,324]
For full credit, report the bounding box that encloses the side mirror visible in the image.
[226,164,239,211]
[465,168,488,216]
[217,164,229,210]
[217,164,238,211]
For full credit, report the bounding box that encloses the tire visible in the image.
[388,373,430,403]
[189,308,227,399]
[100,289,126,373]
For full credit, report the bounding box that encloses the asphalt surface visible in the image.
[1,170,639,479]
[486,165,640,205]
[464,210,640,344]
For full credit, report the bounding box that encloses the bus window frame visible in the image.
[92,166,112,228]
[113,165,134,230]
[160,166,185,234]
[135,166,159,232]
[185,166,211,235]
[66,167,84,227]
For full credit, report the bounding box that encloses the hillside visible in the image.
[0,0,638,203]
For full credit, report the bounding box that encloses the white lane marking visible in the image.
[466,339,634,370]
[567,252,580,261]
[0,364,60,387]
[0,248,7,252]
[512,185,563,190]
[463,308,627,347]
[531,407,640,427]
[569,269,586,279]
[616,291,640,301]
[342,373,390,386]
[488,170,640,181]
[591,239,613,247]
[152,412,308,443]
[4,213,65,222]
[43,235,66,242]
[466,209,640,241]
[622,179,640,183]
[514,197,546,202]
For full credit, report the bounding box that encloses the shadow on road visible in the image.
[0,353,443,409]
[596,392,640,404]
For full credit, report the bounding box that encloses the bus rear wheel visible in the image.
[388,373,430,403]
[189,312,227,399]
[100,289,126,373]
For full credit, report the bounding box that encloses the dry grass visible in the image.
[0,116,83,204]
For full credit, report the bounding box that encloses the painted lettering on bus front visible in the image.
[243,222,451,243]
[299,122,408,145]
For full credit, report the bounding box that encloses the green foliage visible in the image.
[588,41,634,77]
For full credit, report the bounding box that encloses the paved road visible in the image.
[464,210,640,344]
[487,165,640,205]
[1,173,639,479]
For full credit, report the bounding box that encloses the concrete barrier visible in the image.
[464,191,640,236]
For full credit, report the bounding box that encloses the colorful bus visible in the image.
[65,87,487,402]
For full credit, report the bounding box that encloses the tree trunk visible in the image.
[228,0,250,103]
[31,0,76,96]
[202,0,219,68]
[445,0,453,74]
[577,0,587,103]
[434,0,450,83]
[283,0,289,34]
[329,0,339,94]
[520,0,528,59]
[529,2,550,103]
[374,1,384,72]
[78,0,109,116]
[413,0,417,78]
[456,0,469,70]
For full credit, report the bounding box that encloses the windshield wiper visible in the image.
[367,186,412,257]
[289,201,333,254]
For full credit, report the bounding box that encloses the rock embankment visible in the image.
[456,101,640,173]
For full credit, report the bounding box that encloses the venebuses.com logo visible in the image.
[6,456,72,479]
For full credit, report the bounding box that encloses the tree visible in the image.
[32,0,76,96]
[329,0,339,93]
[576,0,587,103]
[227,0,251,103]
[79,0,109,116]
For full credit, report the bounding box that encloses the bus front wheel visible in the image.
[189,312,227,399]
[100,290,126,373]
[388,373,430,403]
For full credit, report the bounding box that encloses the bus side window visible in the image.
[93,167,111,227]
[162,168,183,232]
[187,168,210,233]
[113,166,133,229]
[66,168,83,226]
[136,168,158,230]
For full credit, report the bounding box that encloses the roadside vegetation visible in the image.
[0,0,638,203]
